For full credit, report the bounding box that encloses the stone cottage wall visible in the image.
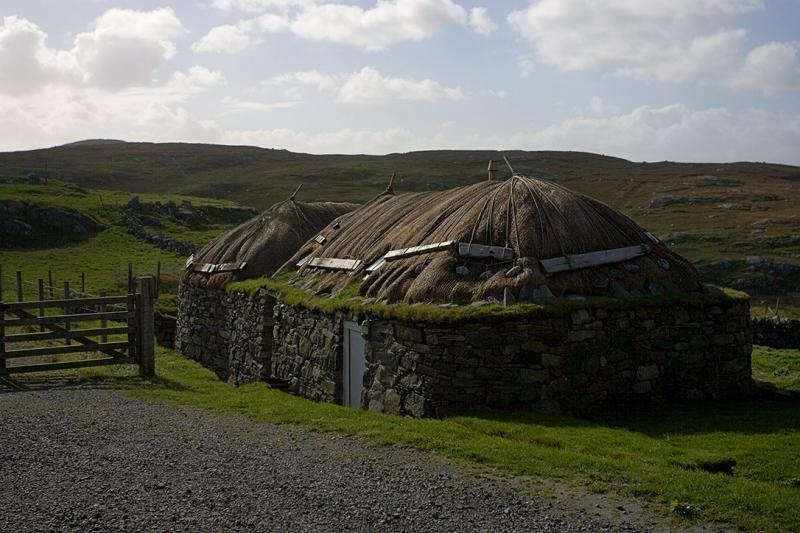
[270,303,342,403]
[752,317,800,349]
[269,296,752,417]
[175,283,275,385]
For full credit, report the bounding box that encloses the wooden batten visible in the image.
[314,235,327,245]
[308,257,362,271]
[540,244,650,274]
[384,241,456,261]
[192,261,246,274]
[458,242,514,261]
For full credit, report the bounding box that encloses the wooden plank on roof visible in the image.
[216,261,246,273]
[314,235,326,245]
[458,242,514,261]
[308,257,362,271]
[384,241,456,261]
[540,244,650,274]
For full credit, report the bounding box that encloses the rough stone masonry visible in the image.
[176,282,752,417]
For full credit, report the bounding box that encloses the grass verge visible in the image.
[35,345,797,531]
[226,276,749,324]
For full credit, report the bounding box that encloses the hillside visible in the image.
[1,141,799,313]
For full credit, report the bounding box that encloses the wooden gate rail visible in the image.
[0,277,155,377]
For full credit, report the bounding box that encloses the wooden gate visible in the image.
[0,277,155,377]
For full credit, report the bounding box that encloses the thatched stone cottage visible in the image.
[175,197,356,383]
[176,168,752,416]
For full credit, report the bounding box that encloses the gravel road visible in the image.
[0,386,697,532]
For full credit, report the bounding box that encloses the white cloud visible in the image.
[0,16,58,93]
[0,9,185,92]
[263,69,339,91]
[192,13,288,53]
[337,67,463,103]
[507,0,800,92]
[211,0,316,13]
[468,7,496,36]
[220,96,301,115]
[218,103,800,164]
[264,67,463,104]
[732,41,800,93]
[71,8,185,90]
[290,0,467,51]
[192,24,254,53]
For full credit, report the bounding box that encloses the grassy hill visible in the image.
[0,177,249,311]
[1,141,799,313]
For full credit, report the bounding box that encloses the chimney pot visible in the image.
[488,160,498,181]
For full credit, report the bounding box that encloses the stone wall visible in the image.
[270,296,752,417]
[753,317,800,349]
[175,283,275,384]
[271,304,341,403]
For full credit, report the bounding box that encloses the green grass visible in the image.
[18,345,790,531]
[228,276,749,324]
[0,178,245,301]
[753,345,800,392]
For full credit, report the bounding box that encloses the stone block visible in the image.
[636,364,659,381]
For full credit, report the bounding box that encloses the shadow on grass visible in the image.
[455,397,800,438]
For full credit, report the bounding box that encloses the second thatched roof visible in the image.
[184,199,357,288]
[282,175,701,303]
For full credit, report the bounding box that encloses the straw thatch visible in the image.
[282,175,701,303]
[184,199,357,288]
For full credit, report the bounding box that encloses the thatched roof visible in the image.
[282,175,701,303]
[184,199,357,288]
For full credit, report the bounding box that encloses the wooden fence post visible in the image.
[0,264,4,300]
[155,261,161,298]
[0,302,5,375]
[100,291,108,343]
[81,272,85,295]
[38,279,45,332]
[127,263,133,294]
[63,282,71,346]
[48,270,54,299]
[136,277,155,377]
[16,271,22,302]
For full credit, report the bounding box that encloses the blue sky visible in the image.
[1,0,799,164]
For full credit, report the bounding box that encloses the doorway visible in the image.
[342,321,366,408]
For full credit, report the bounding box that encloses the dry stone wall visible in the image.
[178,284,752,417]
[270,296,752,417]
[752,317,800,348]
[271,304,341,403]
[175,283,275,385]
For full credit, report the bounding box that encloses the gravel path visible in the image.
[0,387,701,532]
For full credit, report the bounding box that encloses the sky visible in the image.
[1,0,799,164]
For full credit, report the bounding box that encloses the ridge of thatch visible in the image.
[184,199,357,288]
[281,175,701,303]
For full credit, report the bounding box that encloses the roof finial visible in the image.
[386,171,396,193]
[503,155,516,176]
[289,183,303,201]
[487,160,498,181]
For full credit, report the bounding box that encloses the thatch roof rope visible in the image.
[288,183,303,201]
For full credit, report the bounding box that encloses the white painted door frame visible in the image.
[342,321,365,408]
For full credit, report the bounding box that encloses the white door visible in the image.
[343,321,365,408]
